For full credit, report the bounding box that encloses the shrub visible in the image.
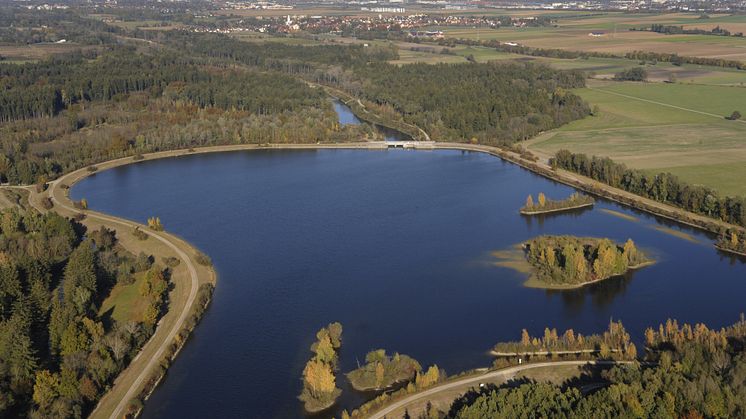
[147,217,164,231]
[162,256,180,268]
[132,227,149,241]
[40,197,53,210]
[86,165,98,173]
[134,252,153,272]
[74,199,88,210]
[614,67,648,81]
[194,251,212,266]
[133,154,145,161]
[726,110,742,120]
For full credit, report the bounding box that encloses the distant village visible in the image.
[188,11,552,36]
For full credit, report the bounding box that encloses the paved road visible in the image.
[47,177,200,419]
[368,360,634,419]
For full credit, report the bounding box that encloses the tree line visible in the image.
[551,149,746,228]
[492,320,637,359]
[521,192,594,214]
[643,23,743,38]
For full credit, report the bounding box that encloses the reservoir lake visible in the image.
[71,148,746,418]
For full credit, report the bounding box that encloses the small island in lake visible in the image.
[347,349,421,391]
[522,235,653,289]
[716,230,746,256]
[299,322,343,413]
[520,192,594,215]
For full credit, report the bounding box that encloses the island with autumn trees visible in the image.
[299,322,343,413]
[520,192,595,215]
[523,235,653,288]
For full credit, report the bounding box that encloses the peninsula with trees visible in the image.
[346,350,421,391]
[520,192,595,215]
[491,320,637,361]
[523,235,653,288]
[716,229,746,256]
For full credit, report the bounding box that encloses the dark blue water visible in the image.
[71,150,746,419]
[332,100,409,141]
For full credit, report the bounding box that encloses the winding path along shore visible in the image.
[366,360,637,419]
[7,139,741,419]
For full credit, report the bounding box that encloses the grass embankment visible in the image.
[527,81,746,196]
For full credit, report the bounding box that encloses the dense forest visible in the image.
[524,235,649,286]
[355,62,590,143]
[0,208,165,417]
[449,317,746,418]
[551,149,746,228]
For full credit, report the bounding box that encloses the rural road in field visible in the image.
[47,177,200,419]
[367,360,635,419]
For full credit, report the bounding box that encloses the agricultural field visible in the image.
[526,80,746,196]
[0,43,90,62]
[438,12,746,62]
[385,42,746,84]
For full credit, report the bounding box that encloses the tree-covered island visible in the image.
[523,235,653,288]
[346,349,421,391]
[299,322,343,413]
[520,192,594,215]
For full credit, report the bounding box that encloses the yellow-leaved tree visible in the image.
[303,359,336,397]
[538,192,547,207]
[375,362,385,388]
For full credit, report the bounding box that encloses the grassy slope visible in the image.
[526,80,746,196]
[99,272,149,324]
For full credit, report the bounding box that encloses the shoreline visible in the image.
[714,245,746,257]
[519,202,594,215]
[523,260,656,290]
[14,139,740,417]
